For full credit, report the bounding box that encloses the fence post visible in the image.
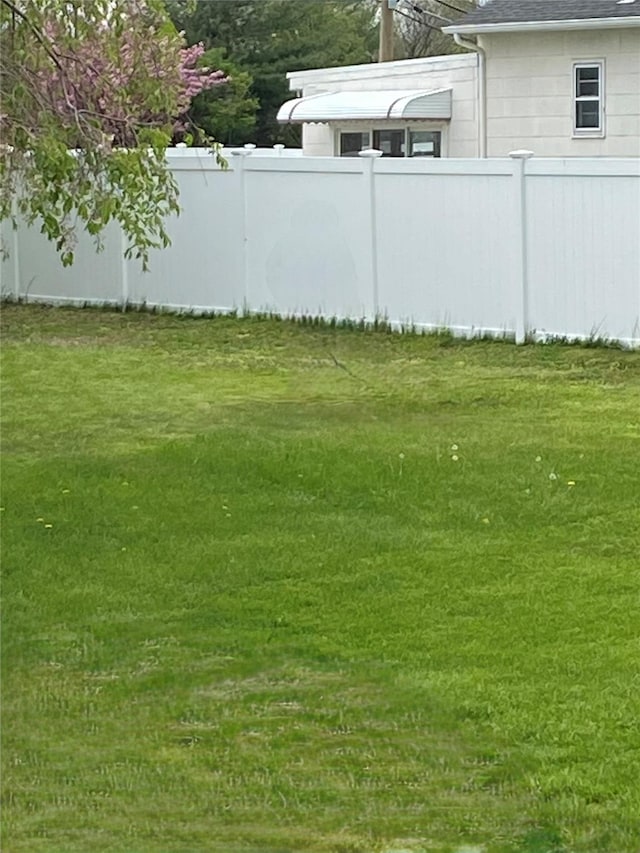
[230,148,252,314]
[120,229,129,310]
[510,149,534,344]
[11,197,21,300]
[359,148,383,321]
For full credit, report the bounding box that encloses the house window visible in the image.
[338,128,442,158]
[373,129,405,157]
[574,62,604,135]
[409,130,441,157]
[340,132,370,157]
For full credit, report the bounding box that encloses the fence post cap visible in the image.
[229,148,252,157]
[359,148,383,158]
[509,149,535,159]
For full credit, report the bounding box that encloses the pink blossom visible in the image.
[33,6,227,146]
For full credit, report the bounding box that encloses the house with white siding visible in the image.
[277,0,640,158]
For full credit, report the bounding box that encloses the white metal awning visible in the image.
[277,89,452,123]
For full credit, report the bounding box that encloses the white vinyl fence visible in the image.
[2,148,639,345]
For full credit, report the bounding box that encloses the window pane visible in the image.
[372,129,405,157]
[339,132,369,157]
[577,80,599,97]
[576,101,600,129]
[409,130,441,158]
[577,66,598,80]
[576,66,599,97]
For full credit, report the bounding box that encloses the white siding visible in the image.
[300,123,334,156]
[286,55,479,157]
[479,29,640,157]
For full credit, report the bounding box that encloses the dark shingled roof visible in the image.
[450,0,640,26]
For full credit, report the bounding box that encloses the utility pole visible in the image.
[379,0,394,62]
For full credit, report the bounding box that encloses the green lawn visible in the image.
[2,304,639,853]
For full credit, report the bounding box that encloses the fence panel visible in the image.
[126,154,241,312]
[0,219,17,298]
[375,159,517,334]
[2,151,639,347]
[243,157,376,320]
[11,219,123,305]
[526,160,640,344]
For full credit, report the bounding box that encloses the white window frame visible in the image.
[573,60,605,138]
[334,123,448,158]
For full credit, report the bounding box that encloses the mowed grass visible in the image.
[2,304,640,853]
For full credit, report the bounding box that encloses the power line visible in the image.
[425,0,470,16]
[394,6,438,29]
[404,0,469,20]
[400,3,453,27]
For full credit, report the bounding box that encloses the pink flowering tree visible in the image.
[0,0,227,267]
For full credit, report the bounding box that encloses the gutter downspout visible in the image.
[453,33,487,158]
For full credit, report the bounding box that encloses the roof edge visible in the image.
[286,53,477,87]
[443,16,640,34]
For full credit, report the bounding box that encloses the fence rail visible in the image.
[2,149,639,346]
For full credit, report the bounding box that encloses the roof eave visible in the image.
[442,16,640,35]
[285,53,477,90]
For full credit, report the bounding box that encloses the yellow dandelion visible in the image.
[482,517,490,524]
[44,523,53,529]
[567,480,576,486]
[62,489,70,494]
[36,517,44,523]
[451,454,459,462]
